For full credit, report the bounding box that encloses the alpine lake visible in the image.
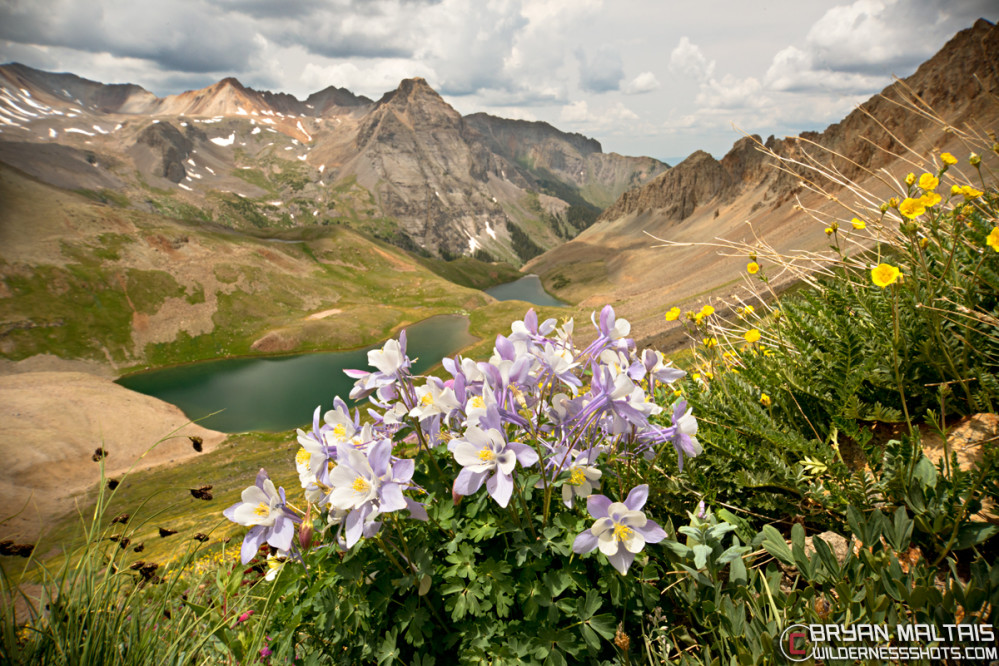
[116,275,564,433]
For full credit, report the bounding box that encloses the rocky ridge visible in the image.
[0,66,666,262]
[528,18,999,347]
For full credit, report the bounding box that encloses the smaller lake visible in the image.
[116,315,477,433]
[484,274,565,307]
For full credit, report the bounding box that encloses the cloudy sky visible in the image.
[1,0,995,162]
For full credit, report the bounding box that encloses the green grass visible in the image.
[31,432,298,578]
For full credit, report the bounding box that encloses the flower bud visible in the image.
[969,153,981,166]
[298,506,314,551]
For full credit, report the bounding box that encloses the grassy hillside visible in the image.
[0,165,542,372]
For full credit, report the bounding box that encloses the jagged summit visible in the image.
[0,61,666,263]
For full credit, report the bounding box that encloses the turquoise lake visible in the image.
[484,274,565,307]
[116,315,476,433]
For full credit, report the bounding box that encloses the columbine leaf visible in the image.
[587,613,616,640]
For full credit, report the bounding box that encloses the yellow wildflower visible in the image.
[918,173,938,191]
[744,329,761,343]
[664,307,680,321]
[987,227,999,252]
[871,263,901,288]
[951,184,962,196]
[824,227,834,236]
[919,191,942,208]
[743,305,755,315]
[970,153,981,166]
[700,305,715,317]
[940,152,958,165]
[888,197,899,208]
[851,217,866,230]
[904,172,915,186]
[898,198,925,219]
[702,337,717,349]
[919,237,929,249]
[692,373,701,381]
[760,393,772,407]
[747,261,760,274]
[959,185,983,199]
[673,388,682,397]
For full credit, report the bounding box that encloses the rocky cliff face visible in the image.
[0,67,665,263]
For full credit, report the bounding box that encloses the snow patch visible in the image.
[205,166,215,174]
[65,127,95,136]
[178,183,193,191]
[268,201,282,206]
[251,127,260,135]
[210,133,235,146]
[297,155,306,161]
[485,221,496,240]
[187,158,196,166]
[318,164,325,173]
[296,120,312,141]
[48,128,57,138]
[468,237,480,252]
[92,125,108,134]
[236,106,248,116]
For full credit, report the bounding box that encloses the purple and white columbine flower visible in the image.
[554,446,602,508]
[224,469,298,564]
[668,400,701,471]
[572,485,666,574]
[449,424,538,507]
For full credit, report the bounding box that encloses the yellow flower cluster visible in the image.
[851,217,866,230]
[950,184,983,199]
[744,329,761,343]
[940,152,958,166]
[747,261,760,274]
[664,306,680,321]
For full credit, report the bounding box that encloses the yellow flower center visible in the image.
[568,467,586,486]
[253,502,270,518]
[613,523,634,541]
[420,392,434,406]
[296,448,311,467]
[351,477,371,493]
[478,448,496,462]
[332,424,347,439]
[469,396,486,410]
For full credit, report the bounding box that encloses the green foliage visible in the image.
[263,446,652,664]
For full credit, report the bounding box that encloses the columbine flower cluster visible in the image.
[224,306,699,574]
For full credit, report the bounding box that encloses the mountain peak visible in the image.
[376,77,445,107]
[216,76,247,91]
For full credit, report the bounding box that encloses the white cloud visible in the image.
[301,60,437,99]
[559,100,639,131]
[622,71,660,95]
[576,45,624,93]
[668,37,714,81]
